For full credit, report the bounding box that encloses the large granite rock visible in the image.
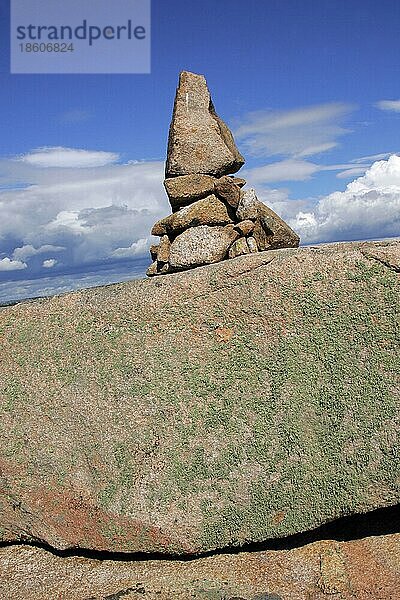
[1,530,399,599]
[169,224,238,268]
[257,201,300,250]
[152,195,233,237]
[234,219,255,236]
[236,188,300,251]
[165,71,244,178]
[0,240,398,554]
[164,174,216,211]
[157,235,171,263]
[214,175,242,208]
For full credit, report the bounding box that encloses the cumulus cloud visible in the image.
[235,103,354,158]
[12,244,65,262]
[0,152,167,278]
[42,259,57,268]
[375,100,400,112]
[111,238,149,258]
[2,136,398,299]
[0,257,27,271]
[334,153,397,180]
[288,155,400,243]
[47,211,92,233]
[19,147,119,168]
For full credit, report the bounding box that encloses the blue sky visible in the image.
[0,0,399,302]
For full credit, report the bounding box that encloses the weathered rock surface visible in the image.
[247,236,258,253]
[164,174,216,210]
[257,201,300,249]
[228,237,250,258]
[214,175,242,208]
[146,261,158,276]
[151,217,168,236]
[165,71,244,177]
[153,195,233,237]
[0,241,398,554]
[1,531,399,599]
[253,217,272,251]
[234,219,255,236]
[169,224,238,268]
[149,244,159,261]
[157,235,171,263]
[235,189,300,251]
[236,188,259,221]
[232,176,246,188]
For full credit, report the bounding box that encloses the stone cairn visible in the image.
[147,71,300,277]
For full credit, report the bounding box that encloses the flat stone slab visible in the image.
[152,195,233,237]
[0,240,399,554]
[164,174,216,210]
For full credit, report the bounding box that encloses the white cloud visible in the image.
[236,102,358,185]
[0,154,167,275]
[111,238,149,258]
[0,257,27,271]
[334,153,397,179]
[46,211,92,233]
[375,100,400,113]
[243,159,320,183]
[292,211,318,231]
[4,136,396,289]
[243,159,377,184]
[235,103,354,158]
[336,167,369,179]
[42,259,57,268]
[12,244,65,262]
[353,152,393,163]
[288,155,400,243]
[19,147,119,168]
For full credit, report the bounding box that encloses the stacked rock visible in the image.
[147,71,299,276]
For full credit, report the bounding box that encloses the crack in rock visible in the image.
[360,249,400,272]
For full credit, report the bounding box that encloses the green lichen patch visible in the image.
[0,242,398,553]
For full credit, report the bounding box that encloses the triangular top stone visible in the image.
[165,71,244,178]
